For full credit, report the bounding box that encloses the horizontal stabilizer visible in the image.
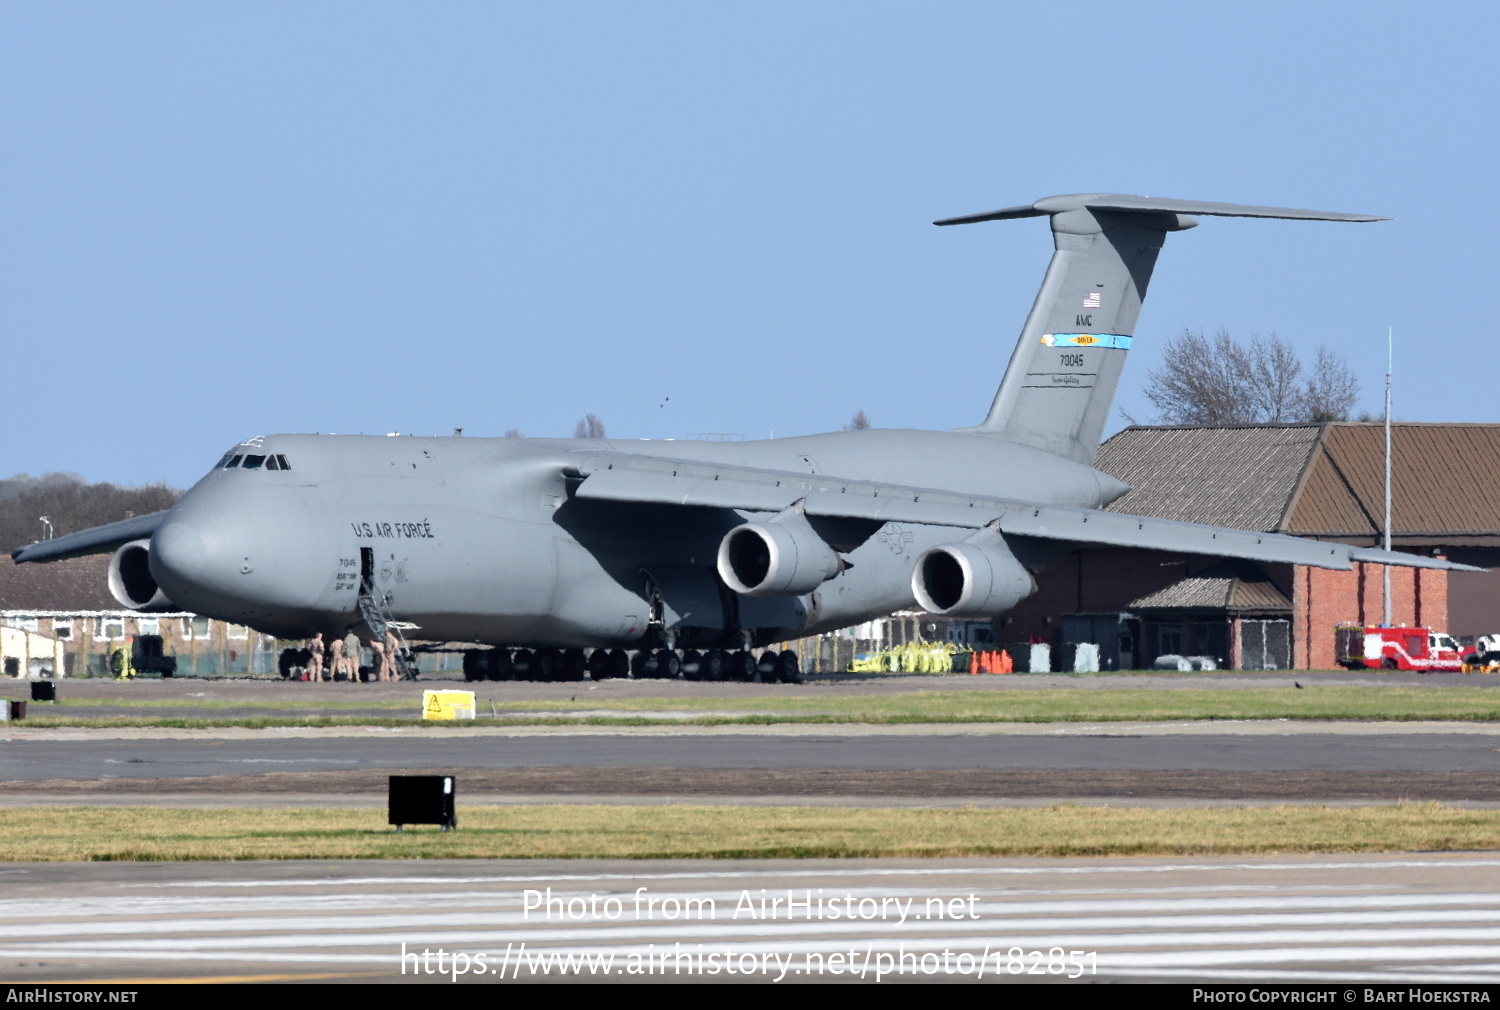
[11,510,169,564]
[935,193,1387,226]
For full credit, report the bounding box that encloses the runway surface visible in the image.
[7,723,1500,803]
[8,726,1500,779]
[4,855,1500,984]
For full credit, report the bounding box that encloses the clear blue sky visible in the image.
[2,1,1492,488]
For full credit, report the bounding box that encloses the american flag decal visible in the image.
[1083,292,1101,308]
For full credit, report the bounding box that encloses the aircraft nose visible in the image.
[147,488,326,630]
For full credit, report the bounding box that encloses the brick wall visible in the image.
[1292,562,1448,669]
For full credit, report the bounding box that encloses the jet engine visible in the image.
[108,538,178,612]
[911,528,1035,618]
[717,506,842,597]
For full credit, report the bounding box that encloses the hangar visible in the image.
[997,422,1500,671]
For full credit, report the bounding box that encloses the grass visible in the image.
[4,804,1499,860]
[20,685,1500,728]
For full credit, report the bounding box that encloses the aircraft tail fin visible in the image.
[938,194,1385,464]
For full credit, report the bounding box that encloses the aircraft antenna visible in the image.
[1383,326,1393,627]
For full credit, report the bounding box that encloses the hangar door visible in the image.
[1240,619,1290,670]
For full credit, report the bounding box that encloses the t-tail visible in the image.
[937,194,1386,464]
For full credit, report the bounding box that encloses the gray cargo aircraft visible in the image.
[14,193,1464,681]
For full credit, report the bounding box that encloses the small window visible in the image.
[136,617,160,636]
[94,617,125,640]
[52,619,72,640]
[6,617,37,631]
[228,624,249,640]
[225,455,243,468]
[180,615,212,639]
[276,455,290,471]
[242,455,266,470]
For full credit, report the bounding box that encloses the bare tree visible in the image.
[1143,329,1359,425]
[573,414,606,438]
[844,410,871,431]
[1303,346,1361,421]
[0,476,181,551]
[503,428,524,438]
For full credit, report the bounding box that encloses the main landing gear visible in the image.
[463,647,800,684]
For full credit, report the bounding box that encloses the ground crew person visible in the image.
[327,636,344,682]
[383,630,401,681]
[306,633,325,682]
[342,631,362,683]
[369,637,386,683]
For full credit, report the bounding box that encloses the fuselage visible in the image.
[147,428,1126,646]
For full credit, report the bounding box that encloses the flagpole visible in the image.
[1383,326,1393,627]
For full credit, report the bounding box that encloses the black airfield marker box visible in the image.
[388,775,457,831]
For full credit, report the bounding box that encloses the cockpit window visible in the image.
[242,455,266,469]
[266,455,280,470]
[224,455,243,468]
[276,454,291,470]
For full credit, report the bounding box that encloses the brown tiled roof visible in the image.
[0,556,118,611]
[1128,560,1291,612]
[1096,425,1323,530]
[1095,422,1500,546]
[1284,423,1500,543]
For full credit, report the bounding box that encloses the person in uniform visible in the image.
[306,633,325,682]
[342,631,363,683]
[327,636,344,682]
[383,630,401,681]
[369,636,386,684]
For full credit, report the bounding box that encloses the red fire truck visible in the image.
[1336,625,1474,672]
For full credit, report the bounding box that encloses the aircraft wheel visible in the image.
[701,650,727,681]
[680,650,703,680]
[534,648,560,682]
[560,649,587,681]
[607,649,630,678]
[486,648,513,681]
[511,649,534,679]
[655,648,681,679]
[638,650,663,679]
[587,649,611,680]
[1381,657,1399,670]
[775,649,801,684]
[755,650,779,682]
[729,651,757,682]
[629,650,650,679]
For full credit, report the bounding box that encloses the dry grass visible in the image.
[6,804,1500,861]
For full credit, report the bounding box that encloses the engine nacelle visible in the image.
[108,539,177,612]
[717,507,842,597]
[911,529,1036,618]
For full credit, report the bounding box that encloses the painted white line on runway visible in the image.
[17,922,1500,957]
[142,857,1500,888]
[8,899,1500,942]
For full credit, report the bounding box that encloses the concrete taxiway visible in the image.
[5,720,1499,805]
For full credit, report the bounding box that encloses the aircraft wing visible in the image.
[569,454,1476,572]
[10,510,170,564]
